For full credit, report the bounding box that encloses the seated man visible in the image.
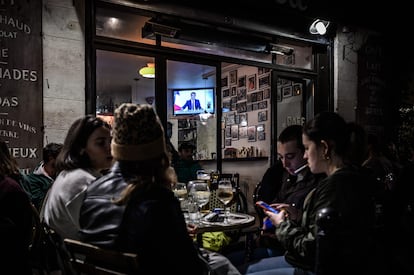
[226,125,325,267]
[24,142,63,210]
[174,142,202,183]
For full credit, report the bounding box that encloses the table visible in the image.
[185,212,256,234]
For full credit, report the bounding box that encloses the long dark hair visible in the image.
[303,112,367,166]
[0,140,20,177]
[55,115,110,173]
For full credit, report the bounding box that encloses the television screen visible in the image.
[173,88,215,115]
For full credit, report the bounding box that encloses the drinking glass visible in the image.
[173,182,188,211]
[189,181,211,223]
[217,179,234,224]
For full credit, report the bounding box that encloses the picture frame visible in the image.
[226,113,235,125]
[222,88,230,97]
[238,75,246,87]
[247,126,256,142]
[231,124,239,140]
[225,126,231,138]
[282,86,293,98]
[229,70,238,85]
[239,113,248,126]
[257,124,265,132]
[221,76,228,88]
[258,101,267,109]
[225,138,232,147]
[258,74,270,88]
[237,87,247,101]
[239,126,248,139]
[263,88,270,99]
[258,110,268,122]
[258,131,266,141]
[231,86,237,96]
[247,74,256,92]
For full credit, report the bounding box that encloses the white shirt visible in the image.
[42,168,99,240]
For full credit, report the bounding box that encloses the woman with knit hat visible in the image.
[79,103,240,275]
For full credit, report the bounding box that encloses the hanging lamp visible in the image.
[139,63,155,78]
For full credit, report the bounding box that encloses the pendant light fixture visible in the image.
[139,63,155,78]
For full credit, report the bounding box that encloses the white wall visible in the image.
[42,0,85,144]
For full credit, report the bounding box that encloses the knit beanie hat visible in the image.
[111,103,167,161]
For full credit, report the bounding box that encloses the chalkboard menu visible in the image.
[0,0,43,173]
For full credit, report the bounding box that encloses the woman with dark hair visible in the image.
[242,112,377,275]
[41,115,112,240]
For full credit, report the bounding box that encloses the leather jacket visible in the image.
[79,162,128,248]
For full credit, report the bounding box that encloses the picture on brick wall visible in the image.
[239,113,248,126]
[258,110,268,122]
[248,126,256,142]
[225,126,231,138]
[258,101,267,109]
[230,70,237,85]
[231,86,237,96]
[225,138,232,147]
[258,131,266,141]
[237,87,247,101]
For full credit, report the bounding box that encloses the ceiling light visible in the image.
[309,19,330,35]
[138,63,155,78]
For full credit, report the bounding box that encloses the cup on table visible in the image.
[173,182,188,211]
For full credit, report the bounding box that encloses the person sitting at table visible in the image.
[79,103,240,275]
[240,112,377,275]
[174,142,202,183]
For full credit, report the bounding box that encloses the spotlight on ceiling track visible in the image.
[309,19,330,35]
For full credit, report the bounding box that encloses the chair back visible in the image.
[64,238,139,275]
[209,173,247,213]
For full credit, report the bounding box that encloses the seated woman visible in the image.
[79,104,240,275]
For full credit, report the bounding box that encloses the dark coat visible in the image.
[276,166,376,274]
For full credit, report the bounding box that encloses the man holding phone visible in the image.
[228,125,325,268]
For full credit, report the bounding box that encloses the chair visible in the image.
[64,238,139,275]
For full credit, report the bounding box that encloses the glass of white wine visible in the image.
[189,181,210,223]
[217,179,234,224]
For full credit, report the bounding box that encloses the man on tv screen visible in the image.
[181,92,202,111]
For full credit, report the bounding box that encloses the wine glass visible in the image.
[189,181,211,223]
[217,179,234,224]
[173,182,188,211]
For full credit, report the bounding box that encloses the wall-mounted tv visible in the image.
[173,88,215,115]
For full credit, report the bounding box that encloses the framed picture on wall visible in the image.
[231,124,239,140]
[230,70,237,85]
[282,86,293,98]
[221,129,225,148]
[221,76,228,88]
[239,126,248,138]
[263,88,270,99]
[258,74,270,88]
[293,83,302,95]
[247,74,256,92]
[258,110,268,122]
[238,75,246,87]
[247,126,256,142]
[225,126,231,138]
[225,138,232,147]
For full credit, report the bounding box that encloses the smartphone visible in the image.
[256,201,280,214]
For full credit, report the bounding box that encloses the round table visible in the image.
[185,212,256,234]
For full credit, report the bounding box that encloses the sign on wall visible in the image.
[0,0,43,173]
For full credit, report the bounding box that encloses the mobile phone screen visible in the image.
[256,201,279,214]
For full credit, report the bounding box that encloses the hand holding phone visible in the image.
[256,201,280,214]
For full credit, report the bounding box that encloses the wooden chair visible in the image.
[63,238,139,275]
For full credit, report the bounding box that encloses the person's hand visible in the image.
[265,209,287,226]
[187,223,198,238]
[270,203,300,221]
